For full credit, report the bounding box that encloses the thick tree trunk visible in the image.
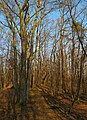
[76,56,84,99]
[20,48,27,104]
[71,28,75,99]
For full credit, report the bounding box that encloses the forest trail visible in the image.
[0,86,62,120]
[0,86,87,120]
[24,87,60,120]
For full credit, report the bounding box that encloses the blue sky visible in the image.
[48,9,60,21]
[0,0,87,56]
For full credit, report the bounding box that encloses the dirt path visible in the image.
[0,87,61,120]
[19,87,62,120]
[0,86,87,120]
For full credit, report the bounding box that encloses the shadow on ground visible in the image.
[41,90,87,120]
[0,87,57,120]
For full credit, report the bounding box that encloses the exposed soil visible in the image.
[0,86,87,120]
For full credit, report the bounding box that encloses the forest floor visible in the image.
[0,86,87,120]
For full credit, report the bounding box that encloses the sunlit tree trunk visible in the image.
[76,55,84,99]
[1,56,4,88]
